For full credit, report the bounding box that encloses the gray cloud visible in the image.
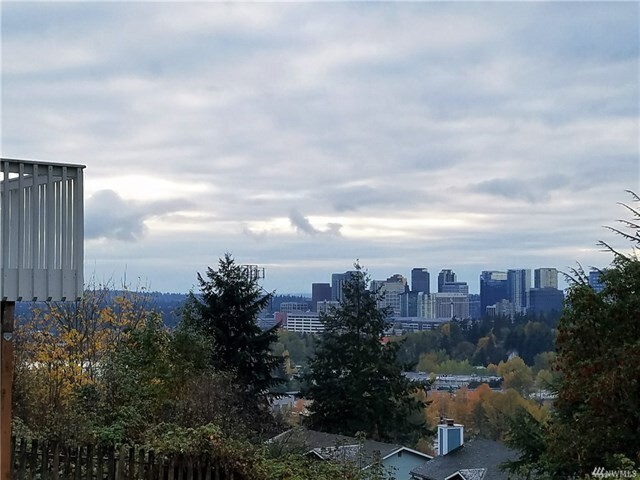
[85,190,192,241]
[240,223,268,241]
[471,175,572,203]
[289,209,342,236]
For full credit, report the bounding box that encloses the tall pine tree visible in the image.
[303,263,427,444]
[183,254,282,400]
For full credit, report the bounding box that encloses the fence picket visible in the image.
[186,457,193,480]
[41,441,50,480]
[160,455,168,480]
[52,442,60,480]
[75,446,83,480]
[106,447,115,480]
[65,446,74,479]
[214,460,220,480]
[85,445,93,480]
[116,446,126,480]
[8,438,241,480]
[168,456,176,480]
[137,448,145,479]
[127,445,135,479]
[27,439,38,480]
[147,451,155,480]
[96,446,104,480]
[17,437,27,480]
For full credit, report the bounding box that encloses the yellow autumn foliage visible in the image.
[15,286,155,419]
[425,383,548,443]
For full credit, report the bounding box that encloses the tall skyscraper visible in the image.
[400,291,419,317]
[331,271,357,302]
[311,283,331,312]
[480,271,508,315]
[507,269,531,315]
[411,268,430,294]
[371,274,408,316]
[438,269,457,293]
[534,268,558,289]
[529,288,565,316]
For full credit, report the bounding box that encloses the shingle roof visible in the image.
[410,438,518,480]
[270,428,429,468]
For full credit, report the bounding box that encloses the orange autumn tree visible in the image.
[425,384,547,443]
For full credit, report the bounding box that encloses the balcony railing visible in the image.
[0,158,85,301]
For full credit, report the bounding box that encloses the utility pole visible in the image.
[0,301,14,480]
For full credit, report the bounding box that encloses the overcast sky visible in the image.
[2,2,638,294]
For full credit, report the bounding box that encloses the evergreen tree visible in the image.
[504,191,640,476]
[183,254,283,399]
[303,263,427,444]
[502,407,548,479]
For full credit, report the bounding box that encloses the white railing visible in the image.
[0,158,85,301]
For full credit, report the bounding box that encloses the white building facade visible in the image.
[282,312,324,334]
[418,293,470,320]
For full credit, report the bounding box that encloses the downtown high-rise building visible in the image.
[534,268,558,289]
[411,268,430,293]
[418,292,469,320]
[311,283,331,312]
[480,271,508,315]
[437,269,457,293]
[507,269,531,315]
[529,288,564,316]
[331,271,358,302]
[400,291,419,317]
[371,274,408,316]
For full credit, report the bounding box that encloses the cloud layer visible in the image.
[2,2,638,292]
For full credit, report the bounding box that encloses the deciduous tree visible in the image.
[13,287,154,442]
[497,356,534,396]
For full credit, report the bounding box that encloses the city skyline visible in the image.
[2,2,637,294]
[295,265,563,297]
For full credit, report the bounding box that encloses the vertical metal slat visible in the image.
[74,168,84,298]
[31,165,39,298]
[46,165,55,299]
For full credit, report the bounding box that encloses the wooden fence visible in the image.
[10,437,243,480]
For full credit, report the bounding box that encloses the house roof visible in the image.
[410,438,518,480]
[270,428,431,468]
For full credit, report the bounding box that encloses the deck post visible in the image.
[0,301,15,480]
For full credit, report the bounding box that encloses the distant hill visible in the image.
[268,294,311,313]
[14,291,189,328]
[14,291,312,327]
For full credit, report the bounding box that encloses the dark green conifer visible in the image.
[184,253,282,398]
[303,263,427,444]
[504,191,640,476]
